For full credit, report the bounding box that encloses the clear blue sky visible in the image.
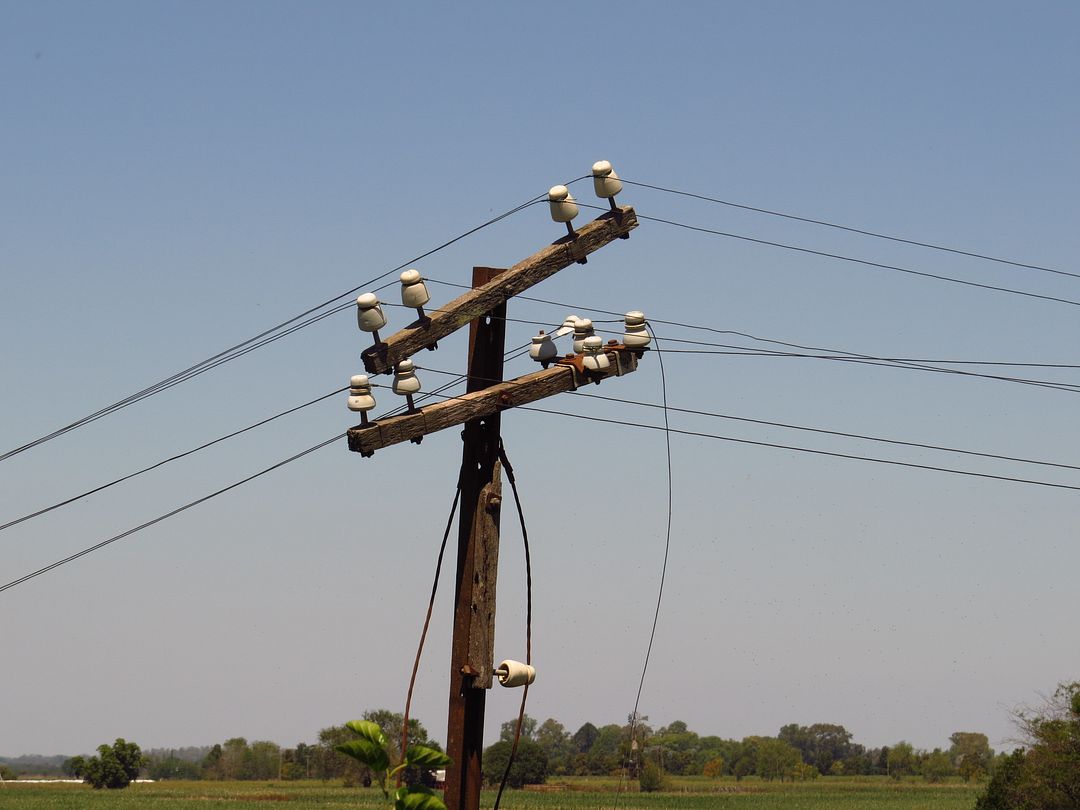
[2,1,1078,757]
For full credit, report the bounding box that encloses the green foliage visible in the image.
[62,756,85,778]
[921,749,955,783]
[0,764,16,781]
[702,756,724,778]
[887,742,916,780]
[482,738,548,788]
[638,760,665,792]
[335,717,451,810]
[755,738,801,781]
[977,681,1080,810]
[949,731,992,781]
[82,738,143,789]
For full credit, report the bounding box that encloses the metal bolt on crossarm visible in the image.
[356,292,388,347]
[347,374,377,426]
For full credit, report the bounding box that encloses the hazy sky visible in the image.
[3,2,1078,758]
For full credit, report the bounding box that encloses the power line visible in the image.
[0,387,347,534]
[0,433,343,596]
[568,390,1080,474]
[579,200,1080,310]
[411,383,1080,494]
[0,190,565,464]
[617,177,1078,281]
[424,280,1080,394]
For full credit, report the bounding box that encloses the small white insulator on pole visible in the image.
[592,160,623,210]
[582,335,611,372]
[495,659,536,688]
[399,269,431,319]
[554,314,580,338]
[356,292,388,346]
[572,318,595,354]
[529,330,557,367]
[623,311,651,350]
[392,359,422,413]
[347,374,376,426]
[548,185,580,239]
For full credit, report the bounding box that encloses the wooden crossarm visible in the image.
[360,206,638,375]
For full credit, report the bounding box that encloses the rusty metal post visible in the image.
[443,267,507,810]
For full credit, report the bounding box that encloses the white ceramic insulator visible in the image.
[548,185,579,223]
[392,359,422,395]
[356,293,388,332]
[582,335,610,371]
[554,314,580,338]
[572,318,595,353]
[347,374,376,412]
[400,269,431,309]
[592,160,623,199]
[529,331,557,364]
[623,310,651,349]
[497,659,536,688]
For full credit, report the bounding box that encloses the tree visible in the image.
[756,738,801,781]
[499,714,537,743]
[702,756,725,778]
[82,739,143,789]
[778,723,854,775]
[638,760,665,792]
[63,756,86,778]
[887,741,916,780]
[949,732,992,781]
[977,681,1080,810]
[0,764,16,781]
[921,749,955,783]
[534,718,573,775]
[481,738,548,788]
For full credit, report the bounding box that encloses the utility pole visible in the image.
[347,168,641,810]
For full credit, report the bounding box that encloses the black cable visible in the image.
[493,440,532,810]
[0,387,347,534]
[401,484,461,775]
[568,390,1080,474]
[0,190,559,464]
[0,433,343,596]
[617,177,1078,280]
[626,324,673,784]
[518,407,1080,494]
[627,208,1080,310]
[414,365,1080,474]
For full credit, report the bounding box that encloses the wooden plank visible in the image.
[361,207,638,374]
[347,349,641,455]
[466,462,501,689]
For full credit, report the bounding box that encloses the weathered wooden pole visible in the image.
[443,267,507,810]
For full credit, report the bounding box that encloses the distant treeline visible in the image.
[2,712,995,784]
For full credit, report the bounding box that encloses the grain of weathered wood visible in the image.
[360,207,638,374]
[467,466,501,690]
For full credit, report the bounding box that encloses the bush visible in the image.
[482,739,548,788]
[82,739,143,790]
[639,760,666,792]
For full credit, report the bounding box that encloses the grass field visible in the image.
[0,776,982,809]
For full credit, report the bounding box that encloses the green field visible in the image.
[0,777,982,809]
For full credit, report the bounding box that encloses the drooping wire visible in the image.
[400,483,462,777]
[0,433,344,596]
[0,387,348,534]
[616,177,1078,281]
[626,324,673,781]
[0,189,564,464]
[493,440,532,810]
